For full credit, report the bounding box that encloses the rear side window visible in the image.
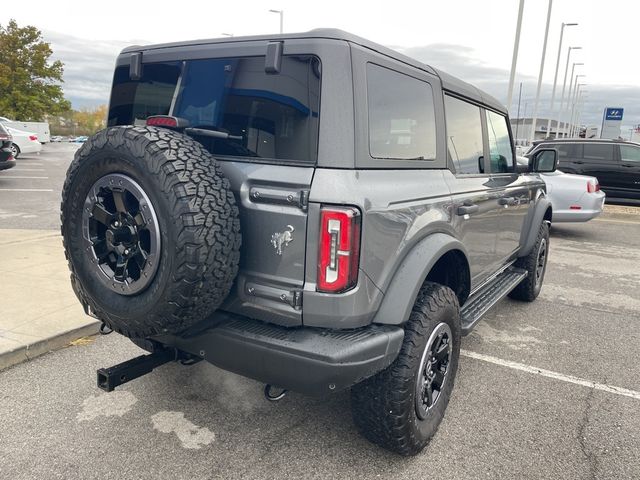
[108,56,321,164]
[485,110,513,173]
[620,145,640,162]
[444,95,484,174]
[367,64,436,160]
[583,144,615,162]
[554,143,582,159]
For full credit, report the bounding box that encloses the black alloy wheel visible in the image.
[415,322,453,419]
[81,173,160,296]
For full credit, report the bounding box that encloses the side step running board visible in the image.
[460,267,527,336]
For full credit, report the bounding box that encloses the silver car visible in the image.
[518,156,605,222]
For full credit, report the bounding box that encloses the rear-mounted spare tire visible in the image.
[61,126,241,338]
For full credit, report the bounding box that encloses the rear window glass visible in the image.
[583,144,615,162]
[367,64,436,160]
[108,56,321,164]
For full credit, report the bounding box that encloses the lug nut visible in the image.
[124,249,130,255]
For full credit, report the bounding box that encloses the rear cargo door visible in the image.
[217,162,313,326]
[108,48,322,326]
[168,54,321,326]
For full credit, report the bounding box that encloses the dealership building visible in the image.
[509,117,571,142]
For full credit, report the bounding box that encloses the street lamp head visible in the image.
[269,9,281,13]
[569,46,582,50]
[573,62,584,66]
[564,23,578,27]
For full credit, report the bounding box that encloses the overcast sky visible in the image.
[3,0,639,135]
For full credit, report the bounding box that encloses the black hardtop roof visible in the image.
[121,28,507,115]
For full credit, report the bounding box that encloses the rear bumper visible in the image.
[156,313,404,396]
[553,209,603,222]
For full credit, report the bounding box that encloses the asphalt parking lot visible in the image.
[0,142,79,230]
[0,144,639,479]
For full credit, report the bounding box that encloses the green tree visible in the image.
[0,19,71,121]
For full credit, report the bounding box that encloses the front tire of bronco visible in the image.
[350,282,461,456]
[61,126,241,338]
[508,221,549,302]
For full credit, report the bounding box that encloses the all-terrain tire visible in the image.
[508,221,549,302]
[351,282,461,456]
[61,126,241,338]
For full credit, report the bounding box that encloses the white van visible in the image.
[0,117,50,143]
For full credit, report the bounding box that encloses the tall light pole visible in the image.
[546,22,578,135]
[529,0,553,144]
[269,9,284,34]
[572,94,587,137]
[570,86,587,136]
[568,81,586,137]
[506,0,526,112]
[555,46,582,138]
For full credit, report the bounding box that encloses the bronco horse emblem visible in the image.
[271,225,295,255]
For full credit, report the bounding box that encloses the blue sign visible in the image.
[605,108,624,121]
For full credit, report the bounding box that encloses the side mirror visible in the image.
[530,148,558,173]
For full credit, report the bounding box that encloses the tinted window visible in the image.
[108,56,321,164]
[554,143,582,159]
[485,110,513,173]
[583,144,615,162]
[620,145,640,163]
[367,64,436,160]
[445,95,484,174]
[108,62,182,126]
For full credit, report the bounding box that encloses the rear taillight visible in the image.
[317,206,361,293]
[29,135,37,141]
[587,180,600,193]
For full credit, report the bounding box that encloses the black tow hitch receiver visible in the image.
[97,347,197,392]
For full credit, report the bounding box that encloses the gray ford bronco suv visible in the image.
[61,29,557,455]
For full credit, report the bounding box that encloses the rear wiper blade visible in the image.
[184,127,242,141]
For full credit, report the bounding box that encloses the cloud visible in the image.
[43,31,640,132]
[397,43,640,131]
[44,30,139,108]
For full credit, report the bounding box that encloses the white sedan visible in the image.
[517,156,605,222]
[5,126,42,158]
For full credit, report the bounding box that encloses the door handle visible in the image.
[573,161,584,164]
[457,203,479,216]
[498,197,516,206]
[621,164,635,168]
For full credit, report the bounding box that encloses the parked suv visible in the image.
[528,138,640,201]
[61,29,556,455]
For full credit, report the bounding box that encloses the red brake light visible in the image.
[29,135,38,141]
[146,115,179,127]
[317,206,361,293]
[587,180,600,193]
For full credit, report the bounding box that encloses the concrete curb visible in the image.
[0,320,100,371]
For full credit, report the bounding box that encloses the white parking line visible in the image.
[1,176,49,179]
[461,349,640,401]
[10,168,46,172]
[19,162,43,166]
[0,188,54,192]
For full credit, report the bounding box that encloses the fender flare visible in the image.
[372,233,469,326]
[519,194,552,257]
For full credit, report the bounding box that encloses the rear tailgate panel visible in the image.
[219,160,314,326]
